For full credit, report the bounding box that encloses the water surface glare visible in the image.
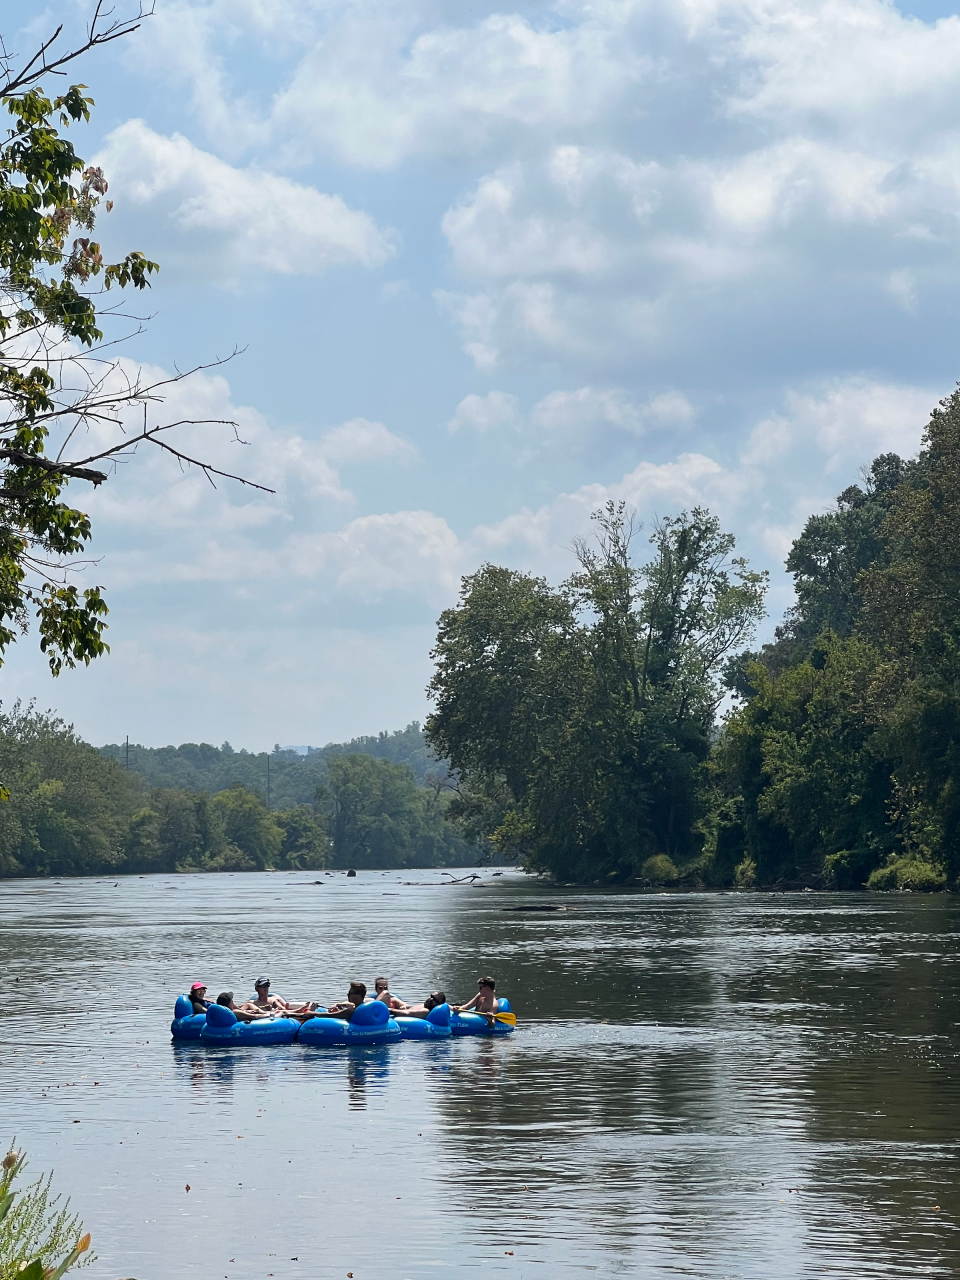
[3,871,960,1279]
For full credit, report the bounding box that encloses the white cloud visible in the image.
[531,387,694,436]
[448,391,520,434]
[886,269,918,314]
[317,419,415,466]
[446,385,694,441]
[124,2,960,371]
[442,164,616,278]
[258,8,641,169]
[289,511,462,603]
[744,377,934,473]
[96,120,394,280]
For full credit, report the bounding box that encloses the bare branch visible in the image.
[143,435,275,493]
[0,447,106,485]
[0,4,154,98]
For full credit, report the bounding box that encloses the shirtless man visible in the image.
[400,991,447,1018]
[290,981,367,1024]
[373,976,409,1013]
[216,992,270,1023]
[250,977,315,1016]
[454,976,499,1026]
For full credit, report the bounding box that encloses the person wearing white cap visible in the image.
[250,977,316,1016]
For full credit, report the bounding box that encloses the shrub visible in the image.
[0,1145,93,1280]
[640,854,678,885]
[733,856,757,889]
[866,856,946,892]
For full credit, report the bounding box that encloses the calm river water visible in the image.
[3,871,960,1279]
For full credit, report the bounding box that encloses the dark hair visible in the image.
[479,976,496,990]
[425,990,446,1010]
[374,976,388,989]
[348,981,367,1000]
[217,992,233,1006]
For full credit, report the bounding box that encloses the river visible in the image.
[2,870,959,1278]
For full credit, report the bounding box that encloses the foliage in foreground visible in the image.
[0,11,268,680]
[0,1147,91,1280]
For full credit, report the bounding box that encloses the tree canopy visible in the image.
[426,503,767,883]
[0,9,266,677]
[714,387,960,891]
[0,707,476,878]
[426,392,960,891]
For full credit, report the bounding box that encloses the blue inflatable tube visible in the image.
[200,1001,300,1045]
[451,998,514,1036]
[395,1003,452,1040]
[171,995,207,1040]
[298,997,401,1046]
[170,994,514,1044]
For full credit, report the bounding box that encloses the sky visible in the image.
[1,0,959,750]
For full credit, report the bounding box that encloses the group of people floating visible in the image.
[187,975,502,1026]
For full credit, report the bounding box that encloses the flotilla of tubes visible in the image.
[170,995,515,1045]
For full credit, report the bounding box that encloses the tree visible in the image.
[316,753,475,868]
[0,700,140,876]
[427,503,767,883]
[210,786,283,871]
[712,411,960,890]
[728,453,915,685]
[0,8,269,677]
[275,804,329,869]
[858,388,960,883]
[713,635,894,888]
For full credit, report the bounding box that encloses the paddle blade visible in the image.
[493,1010,517,1025]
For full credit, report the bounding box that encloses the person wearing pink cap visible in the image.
[189,983,211,1016]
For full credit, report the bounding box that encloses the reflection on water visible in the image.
[2,871,960,1278]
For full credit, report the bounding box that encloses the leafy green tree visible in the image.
[0,701,139,876]
[123,789,229,874]
[317,754,474,868]
[858,388,960,883]
[275,804,329,869]
[714,635,894,888]
[427,503,767,883]
[209,786,283,871]
[713,399,960,890]
[0,11,267,677]
[728,453,915,688]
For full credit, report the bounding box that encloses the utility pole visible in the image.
[266,752,271,811]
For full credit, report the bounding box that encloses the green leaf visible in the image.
[15,1260,45,1280]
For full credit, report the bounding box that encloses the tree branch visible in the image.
[0,4,153,98]
[0,447,106,485]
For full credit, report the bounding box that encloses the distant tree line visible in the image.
[0,715,475,878]
[99,721,438,804]
[426,388,960,891]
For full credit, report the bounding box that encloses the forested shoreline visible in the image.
[9,391,960,890]
[426,390,960,892]
[0,716,476,878]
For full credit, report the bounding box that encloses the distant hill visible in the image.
[99,722,445,808]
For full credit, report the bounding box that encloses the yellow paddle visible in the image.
[453,1008,517,1025]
